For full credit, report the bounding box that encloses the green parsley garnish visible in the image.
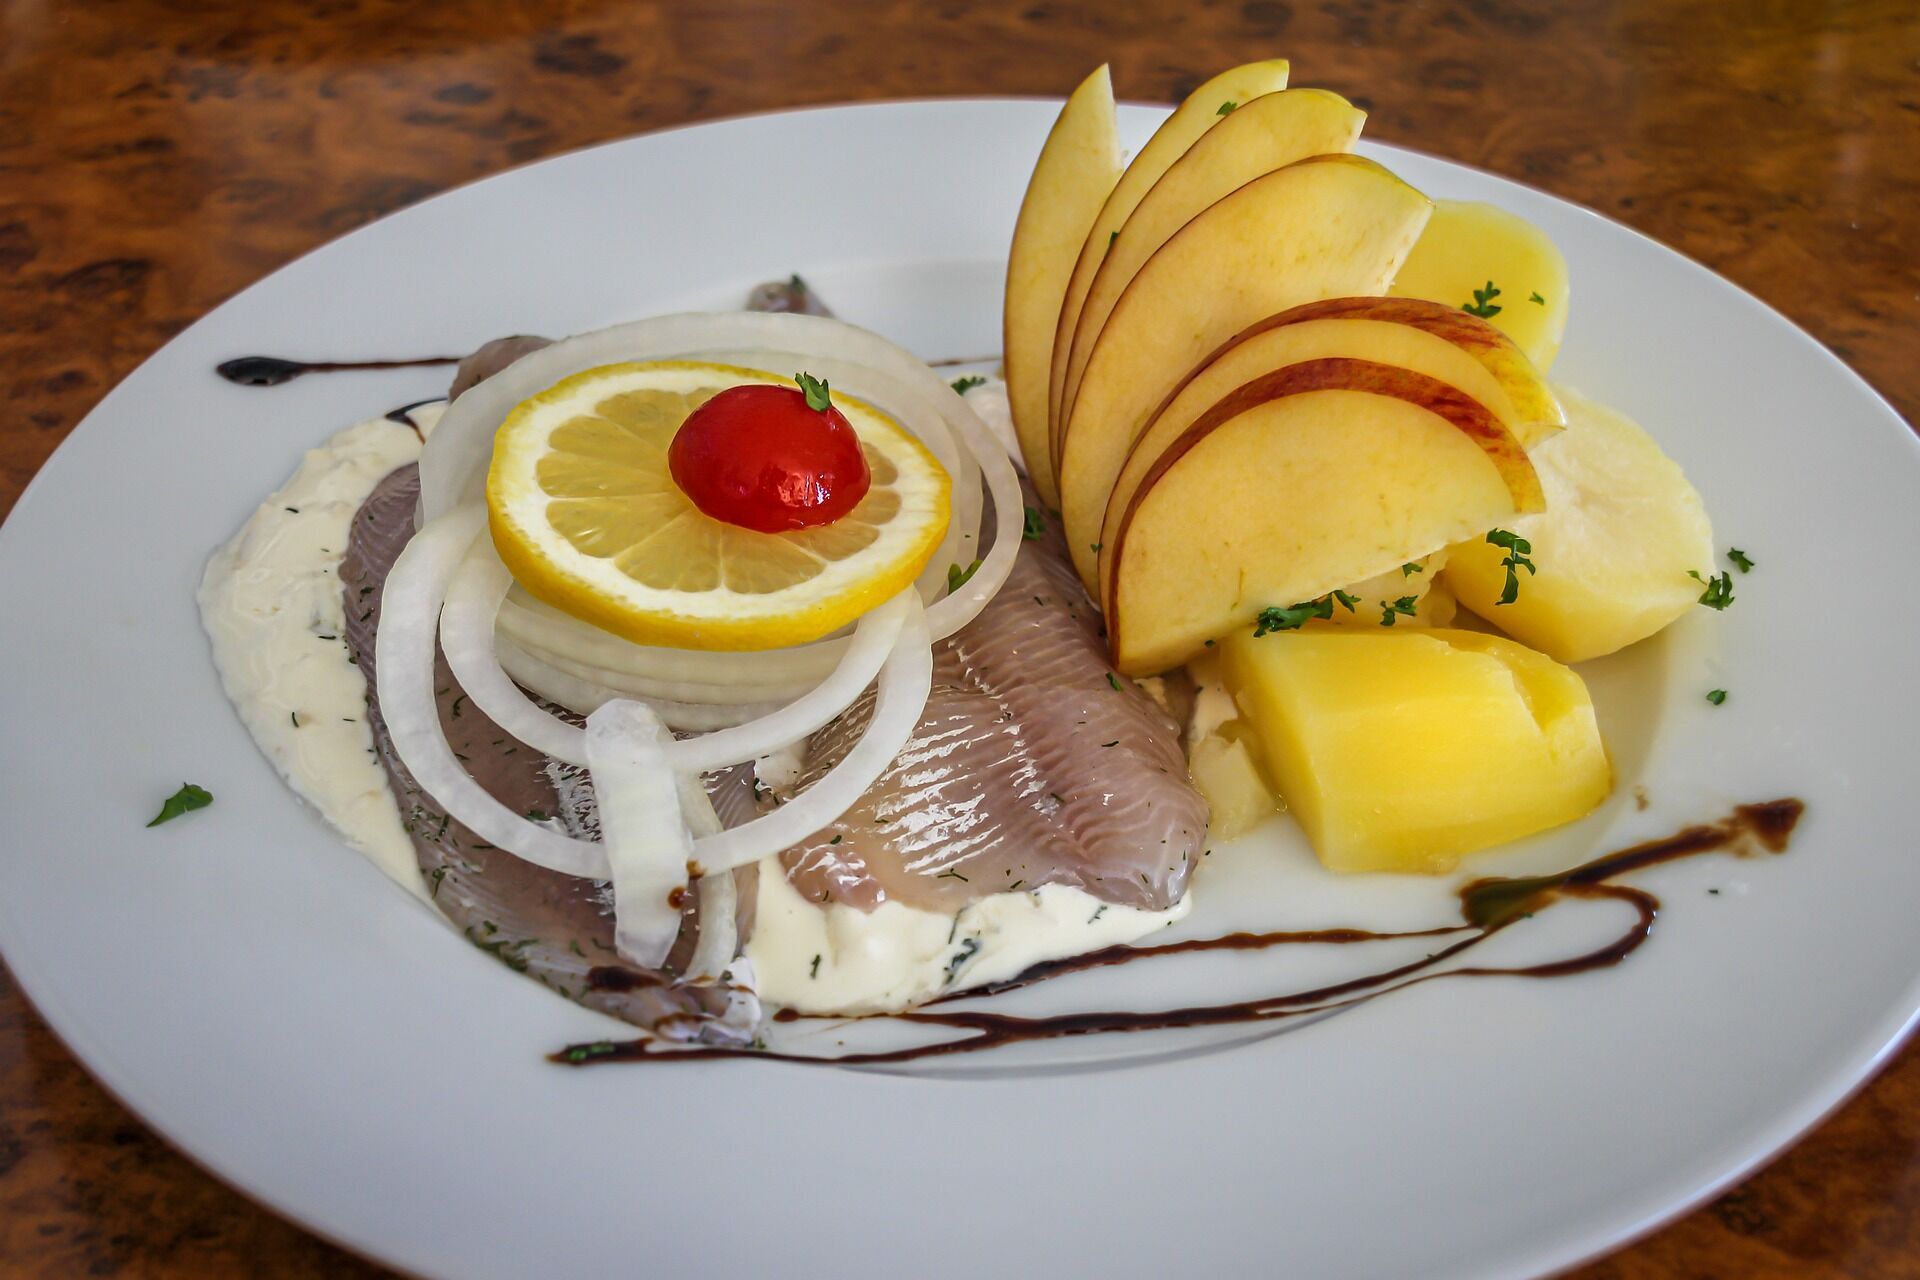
[1689,569,1735,610]
[1089,541,1102,553]
[1217,100,1238,116]
[1106,672,1122,692]
[788,273,808,294]
[1706,689,1728,706]
[947,558,983,594]
[794,371,833,412]
[1253,590,1358,636]
[147,782,212,828]
[1727,547,1754,573]
[951,374,986,395]
[1462,280,1503,319]
[1485,528,1536,604]
[810,954,822,979]
[1528,291,1545,305]
[562,1040,618,1064]
[1380,595,1418,626]
[1401,561,1423,576]
[1023,506,1047,541]
[1108,230,1120,250]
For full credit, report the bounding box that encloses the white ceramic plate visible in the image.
[2,100,1917,1279]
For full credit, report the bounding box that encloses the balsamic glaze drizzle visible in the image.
[215,354,462,387]
[552,799,1803,1068]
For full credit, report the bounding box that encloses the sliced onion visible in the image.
[495,642,787,730]
[441,543,589,764]
[504,634,817,706]
[375,506,609,879]
[683,595,933,875]
[445,537,912,774]
[498,592,849,685]
[585,700,690,968]
[680,781,736,982]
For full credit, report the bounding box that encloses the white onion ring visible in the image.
[680,781,736,982]
[686,596,933,873]
[503,633,817,706]
[441,543,587,763]
[375,506,608,879]
[443,538,913,773]
[495,642,789,730]
[585,700,690,968]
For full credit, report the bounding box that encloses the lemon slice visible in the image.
[487,361,951,650]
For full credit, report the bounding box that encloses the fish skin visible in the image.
[781,498,1209,913]
[340,463,748,1040]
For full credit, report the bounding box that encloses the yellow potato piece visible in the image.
[1188,732,1279,841]
[1441,386,1714,664]
[1390,199,1570,371]
[1221,628,1611,874]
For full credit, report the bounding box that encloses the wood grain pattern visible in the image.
[1,0,1917,1274]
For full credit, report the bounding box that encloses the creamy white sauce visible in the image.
[748,862,1191,1015]
[199,406,444,899]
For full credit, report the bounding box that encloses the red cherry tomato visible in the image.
[668,384,871,533]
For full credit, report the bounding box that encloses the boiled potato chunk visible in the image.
[1441,386,1714,664]
[1189,732,1279,840]
[1390,199,1570,371]
[1004,64,1121,506]
[1221,628,1611,873]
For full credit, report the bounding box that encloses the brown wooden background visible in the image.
[3,0,1918,1274]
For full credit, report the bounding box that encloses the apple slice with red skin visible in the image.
[1105,356,1544,675]
[1092,298,1564,605]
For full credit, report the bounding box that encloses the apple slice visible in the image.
[1390,199,1571,371]
[1056,154,1432,591]
[1003,64,1121,506]
[1106,357,1543,675]
[1052,88,1367,471]
[1094,299,1564,609]
[1045,59,1293,445]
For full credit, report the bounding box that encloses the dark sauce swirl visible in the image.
[552,799,1803,1068]
[215,354,462,387]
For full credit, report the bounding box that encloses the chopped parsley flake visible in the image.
[1106,672,1122,691]
[1402,561,1423,576]
[1023,506,1048,540]
[1727,547,1755,573]
[1485,528,1536,604]
[951,374,986,395]
[1706,689,1728,705]
[1253,590,1358,636]
[1380,595,1418,626]
[1528,291,1545,305]
[147,783,212,828]
[562,1040,618,1064]
[1217,100,1238,116]
[1689,569,1736,610]
[1462,280,1503,319]
[794,371,833,412]
[947,558,983,594]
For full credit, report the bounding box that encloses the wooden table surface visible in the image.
[3,0,1917,1275]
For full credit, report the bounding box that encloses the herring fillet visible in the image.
[781,491,1209,913]
[340,464,748,1041]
